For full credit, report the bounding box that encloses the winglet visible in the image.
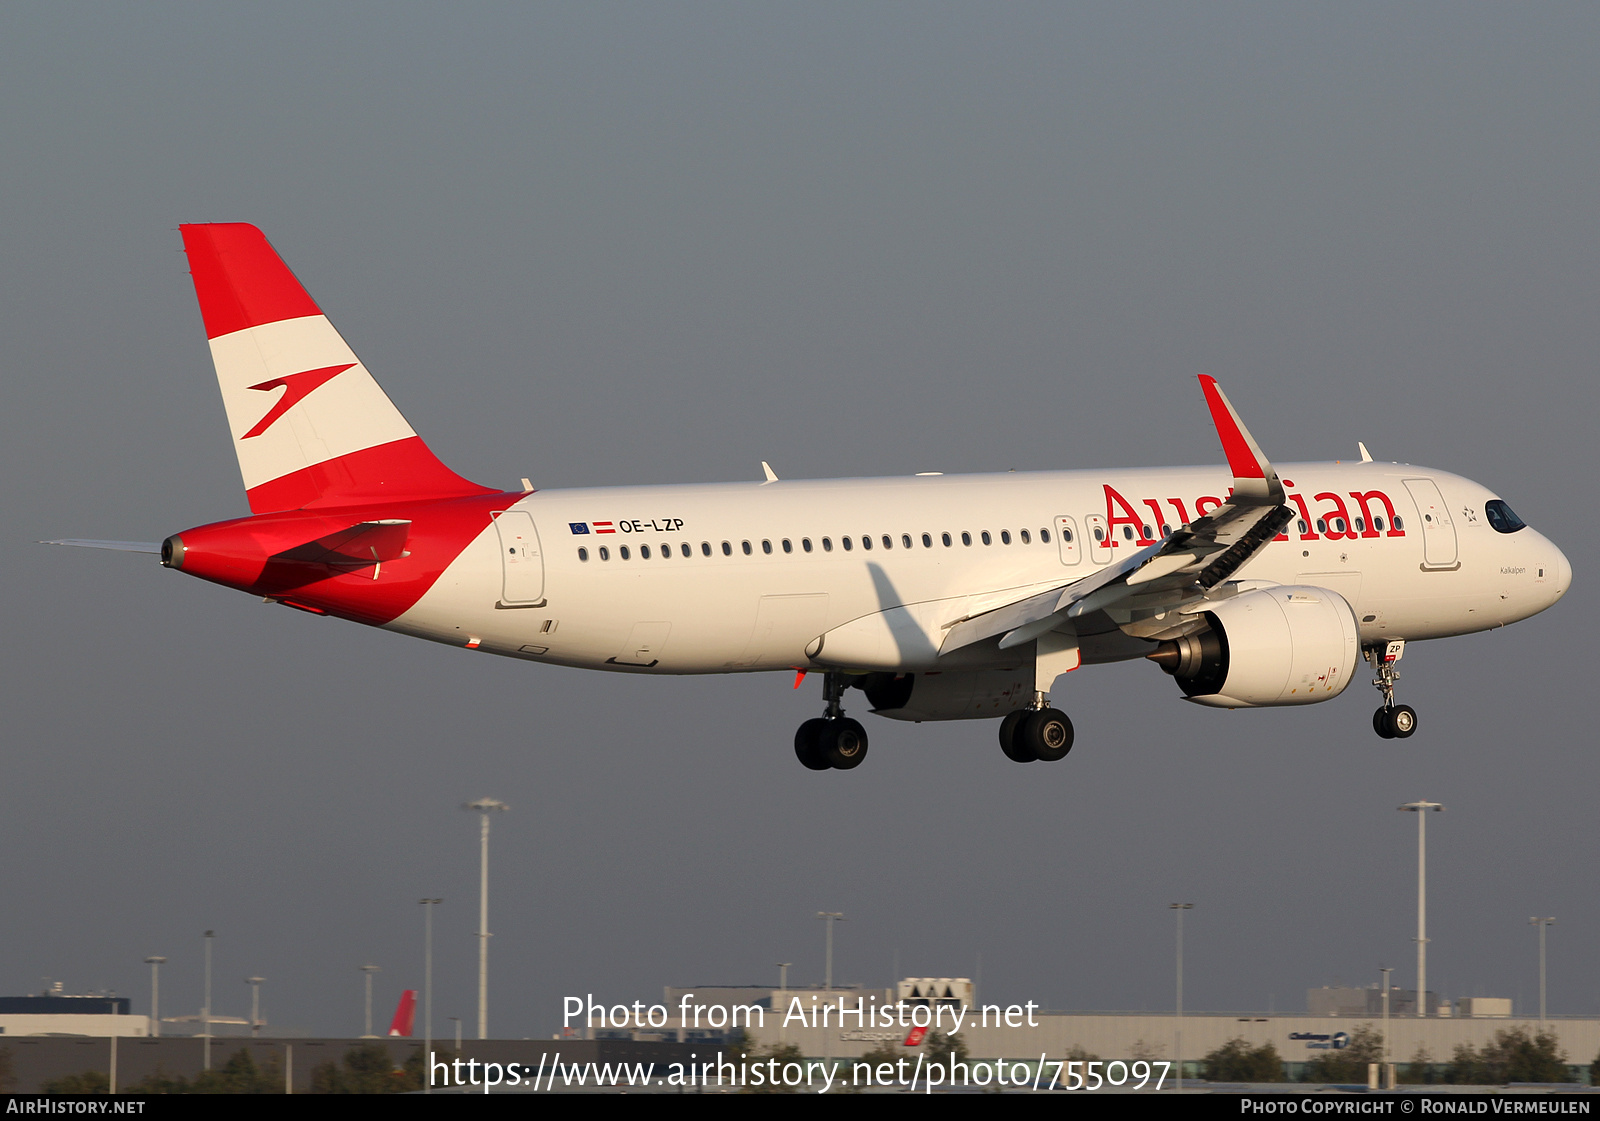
[1196,375,1284,504]
[761,461,779,483]
[1358,442,1373,463]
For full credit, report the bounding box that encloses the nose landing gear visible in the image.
[794,671,869,770]
[1366,641,1417,739]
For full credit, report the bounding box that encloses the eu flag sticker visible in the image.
[569,522,590,535]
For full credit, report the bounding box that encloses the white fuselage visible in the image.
[390,461,1569,677]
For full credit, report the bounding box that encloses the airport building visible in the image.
[0,993,151,1038]
[582,980,1599,1080]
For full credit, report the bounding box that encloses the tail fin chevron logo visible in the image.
[242,363,356,439]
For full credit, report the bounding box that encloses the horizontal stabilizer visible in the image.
[42,539,161,554]
[269,520,412,572]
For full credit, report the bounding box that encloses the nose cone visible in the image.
[1553,541,1572,601]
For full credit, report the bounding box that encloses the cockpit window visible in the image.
[1485,499,1527,534]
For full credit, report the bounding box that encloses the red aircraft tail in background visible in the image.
[387,989,417,1037]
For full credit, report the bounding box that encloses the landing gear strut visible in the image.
[794,671,869,770]
[998,690,1074,763]
[1366,641,1417,740]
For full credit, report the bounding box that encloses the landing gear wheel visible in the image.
[1020,708,1074,762]
[1373,705,1418,739]
[1388,705,1417,739]
[998,710,1032,762]
[795,718,830,770]
[999,710,1037,762]
[1373,707,1395,740]
[818,717,869,769]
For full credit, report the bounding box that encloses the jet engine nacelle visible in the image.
[1148,585,1359,708]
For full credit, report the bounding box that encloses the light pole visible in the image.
[202,930,214,1071]
[1380,966,1393,1087]
[777,963,791,1043]
[419,898,442,1095]
[449,1016,462,1050]
[1379,967,1393,1061]
[1170,904,1193,1090]
[1398,801,1443,1017]
[817,913,844,992]
[144,957,165,1038]
[463,798,509,1041]
[247,977,265,1037]
[1529,917,1555,1023]
[361,965,380,1038]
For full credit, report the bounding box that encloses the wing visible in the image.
[940,375,1293,655]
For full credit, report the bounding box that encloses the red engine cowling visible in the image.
[1148,585,1359,707]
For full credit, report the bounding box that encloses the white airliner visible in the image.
[52,225,1571,770]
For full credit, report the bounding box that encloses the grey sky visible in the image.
[3,3,1596,1036]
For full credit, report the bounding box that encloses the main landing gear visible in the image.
[795,671,869,771]
[997,693,1075,763]
[1366,640,1417,740]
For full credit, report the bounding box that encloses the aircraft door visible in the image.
[494,509,546,605]
[1054,516,1081,565]
[1402,478,1458,569]
[1084,514,1113,565]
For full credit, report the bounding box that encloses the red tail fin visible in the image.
[179,224,495,513]
[387,989,417,1037]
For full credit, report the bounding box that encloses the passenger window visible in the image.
[1063,528,1073,543]
[1354,518,1365,534]
[980,531,992,545]
[1122,526,1134,540]
[1141,525,1153,540]
[578,547,589,561]
[922,533,933,547]
[620,545,631,560]
[1041,529,1051,543]
[802,538,813,553]
[1297,520,1307,535]
[901,534,912,549]
[961,532,972,546]
[599,546,610,561]
[1021,529,1032,544]
[1001,530,1011,545]
[742,541,753,555]
[882,535,893,550]
[661,543,671,557]
[761,540,772,554]
[1316,519,1327,534]
[942,533,952,547]
[1394,516,1404,530]
[701,542,712,556]
[1093,527,1104,541]
[843,537,854,551]
[640,545,651,559]
[721,541,732,556]
[782,539,793,554]
[823,537,833,551]
[1374,517,1385,532]
[1161,524,1171,537]
[861,536,873,551]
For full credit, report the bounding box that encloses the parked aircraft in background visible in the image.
[50,225,1571,770]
